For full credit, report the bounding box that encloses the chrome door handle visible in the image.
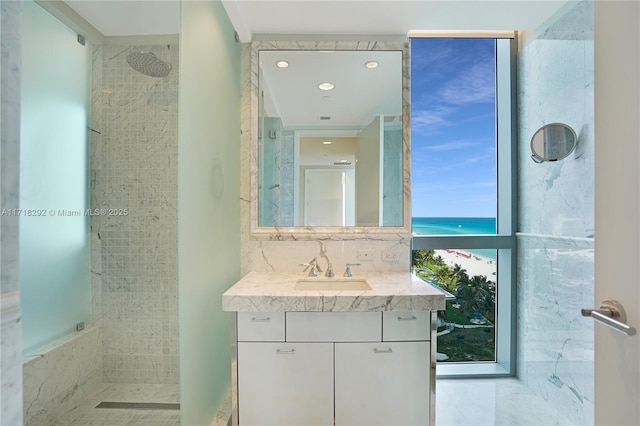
[581,299,637,336]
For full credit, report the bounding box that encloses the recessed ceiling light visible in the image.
[365,61,379,69]
[276,60,289,68]
[322,141,332,145]
[318,82,335,91]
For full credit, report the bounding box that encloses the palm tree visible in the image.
[458,284,482,318]
[452,263,469,282]
[411,249,435,271]
[431,264,455,292]
[458,275,495,319]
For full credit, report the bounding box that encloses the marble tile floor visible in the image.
[436,378,577,426]
[50,378,577,426]
[51,384,180,426]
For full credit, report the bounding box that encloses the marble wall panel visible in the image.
[516,236,594,425]
[0,1,23,425]
[22,327,103,426]
[518,1,594,238]
[515,2,594,424]
[91,45,103,328]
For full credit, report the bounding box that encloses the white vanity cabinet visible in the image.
[237,342,334,425]
[235,310,433,426]
[334,341,430,425]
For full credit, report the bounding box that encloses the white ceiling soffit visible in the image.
[222,0,571,43]
[64,0,180,37]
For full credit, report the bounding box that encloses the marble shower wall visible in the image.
[240,41,412,275]
[516,1,594,424]
[0,2,23,425]
[93,43,179,384]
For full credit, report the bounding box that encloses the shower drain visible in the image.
[95,402,180,410]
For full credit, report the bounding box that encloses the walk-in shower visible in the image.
[126,51,172,77]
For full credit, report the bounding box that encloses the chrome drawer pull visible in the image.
[276,349,296,355]
[373,348,393,354]
[250,317,271,322]
[397,315,418,321]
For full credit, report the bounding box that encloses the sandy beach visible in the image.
[434,249,497,280]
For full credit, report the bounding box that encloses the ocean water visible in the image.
[412,217,497,260]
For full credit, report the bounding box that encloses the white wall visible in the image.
[178,0,241,424]
[594,1,640,424]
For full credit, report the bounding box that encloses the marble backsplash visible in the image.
[243,238,411,275]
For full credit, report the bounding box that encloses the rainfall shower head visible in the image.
[126,51,171,78]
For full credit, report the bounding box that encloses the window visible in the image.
[410,35,516,377]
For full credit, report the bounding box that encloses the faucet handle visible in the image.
[344,263,361,277]
[300,260,320,277]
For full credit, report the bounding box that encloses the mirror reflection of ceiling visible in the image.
[259,50,402,128]
[300,137,357,166]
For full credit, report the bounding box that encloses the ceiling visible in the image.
[63,0,570,130]
[64,1,180,36]
[260,50,402,128]
[63,1,571,39]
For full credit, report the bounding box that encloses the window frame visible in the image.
[410,36,518,378]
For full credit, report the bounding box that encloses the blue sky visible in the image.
[411,38,497,218]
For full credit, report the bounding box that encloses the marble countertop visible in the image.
[222,271,446,312]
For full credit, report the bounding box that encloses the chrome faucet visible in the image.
[344,263,360,277]
[300,259,322,277]
[325,263,335,278]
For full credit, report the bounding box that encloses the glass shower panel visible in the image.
[20,0,91,354]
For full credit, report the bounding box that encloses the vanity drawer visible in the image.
[383,311,431,341]
[286,312,381,342]
[237,312,285,342]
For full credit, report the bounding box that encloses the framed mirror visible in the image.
[250,41,410,239]
[530,123,578,163]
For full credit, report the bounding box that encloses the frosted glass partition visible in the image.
[20,0,91,354]
[179,0,241,423]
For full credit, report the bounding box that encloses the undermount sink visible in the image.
[294,278,371,291]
